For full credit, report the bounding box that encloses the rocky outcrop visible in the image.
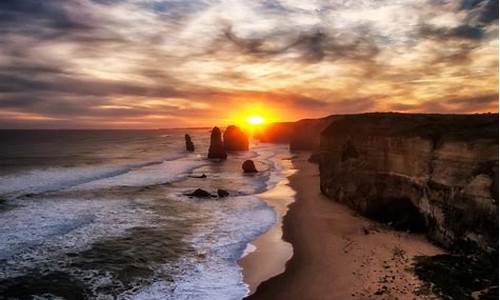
[254,122,294,144]
[185,134,195,152]
[290,116,341,150]
[208,127,227,159]
[255,116,339,150]
[242,160,258,173]
[318,113,499,251]
[223,125,249,151]
[186,188,214,198]
[217,189,230,198]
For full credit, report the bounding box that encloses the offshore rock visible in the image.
[208,127,227,159]
[242,160,258,173]
[186,188,213,198]
[185,134,195,152]
[223,125,249,151]
[217,189,230,198]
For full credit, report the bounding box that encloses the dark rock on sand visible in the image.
[414,247,498,300]
[217,189,230,198]
[208,127,227,159]
[242,160,258,173]
[185,134,195,152]
[223,125,249,151]
[186,188,213,198]
[189,174,207,179]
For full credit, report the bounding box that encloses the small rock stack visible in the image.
[185,134,195,152]
[242,160,258,173]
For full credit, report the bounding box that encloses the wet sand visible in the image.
[239,157,295,295]
[246,153,444,300]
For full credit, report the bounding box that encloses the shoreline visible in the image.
[238,156,295,295]
[246,152,444,300]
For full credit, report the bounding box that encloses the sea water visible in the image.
[0,129,291,299]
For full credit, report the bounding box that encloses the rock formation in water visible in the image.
[185,134,195,152]
[189,174,207,179]
[318,113,499,251]
[223,125,249,151]
[217,189,230,198]
[186,188,214,198]
[242,160,258,173]
[208,127,227,159]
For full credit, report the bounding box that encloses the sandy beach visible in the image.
[245,153,444,300]
[239,157,295,295]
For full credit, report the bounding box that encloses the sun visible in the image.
[246,115,265,125]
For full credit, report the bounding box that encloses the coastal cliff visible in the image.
[318,113,499,251]
[256,116,338,150]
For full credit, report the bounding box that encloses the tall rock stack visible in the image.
[208,127,227,159]
[223,125,249,151]
[185,134,195,152]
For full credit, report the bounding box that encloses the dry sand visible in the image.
[245,153,444,300]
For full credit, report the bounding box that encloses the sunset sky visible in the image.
[0,0,498,128]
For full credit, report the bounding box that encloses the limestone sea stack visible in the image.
[242,160,258,173]
[185,134,195,152]
[208,127,227,159]
[223,125,249,151]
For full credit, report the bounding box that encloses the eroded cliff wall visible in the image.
[319,113,499,251]
[256,115,340,150]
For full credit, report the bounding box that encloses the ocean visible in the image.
[0,129,292,299]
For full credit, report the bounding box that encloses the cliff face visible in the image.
[319,113,499,251]
[256,116,339,150]
[254,122,294,144]
[289,116,340,150]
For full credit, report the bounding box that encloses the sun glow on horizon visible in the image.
[246,115,265,125]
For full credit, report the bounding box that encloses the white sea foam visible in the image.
[241,243,257,258]
[71,156,207,190]
[0,154,188,199]
[0,196,156,280]
[0,142,293,300]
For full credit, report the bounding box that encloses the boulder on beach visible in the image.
[242,160,258,173]
[208,127,227,159]
[217,189,230,198]
[186,188,213,198]
[185,134,195,152]
[189,173,207,179]
[223,125,249,151]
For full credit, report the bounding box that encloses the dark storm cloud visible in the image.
[222,26,379,64]
[420,24,486,40]
[460,0,499,24]
[0,0,97,40]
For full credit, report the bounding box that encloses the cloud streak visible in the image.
[0,0,497,128]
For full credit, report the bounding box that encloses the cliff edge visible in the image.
[318,113,499,251]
